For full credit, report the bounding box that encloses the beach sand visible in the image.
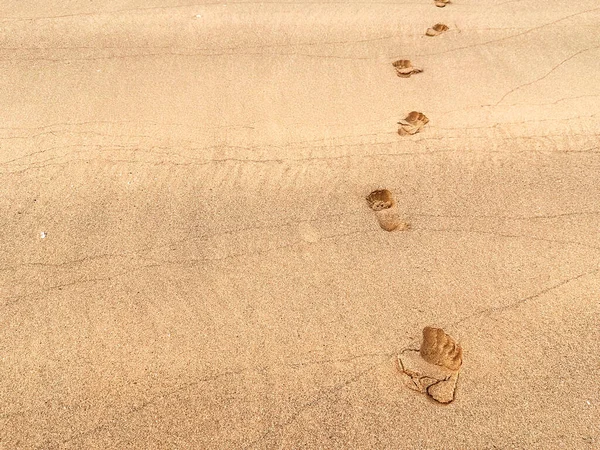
[1,0,599,448]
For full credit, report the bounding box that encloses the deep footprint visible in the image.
[421,326,463,371]
[426,23,449,37]
[392,60,423,78]
[398,111,429,136]
[397,327,463,404]
[366,189,410,232]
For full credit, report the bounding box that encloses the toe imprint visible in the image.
[434,0,450,7]
[420,326,463,371]
[366,189,395,211]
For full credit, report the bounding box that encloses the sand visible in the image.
[1,0,599,448]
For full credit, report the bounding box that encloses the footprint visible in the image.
[397,111,429,136]
[366,189,410,232]
[434,0,450,7]
[397,327,462,404]
[392,60,423,78]
[421,326,463,371]
[425,23,449,37]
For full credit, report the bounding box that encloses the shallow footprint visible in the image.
[392,60,423,78]
[398,111,429,136]
[426,23,449,37]
[434,0,450,7]
[397,327,462,404]
[366,189,410,232]
[427,372,459,403]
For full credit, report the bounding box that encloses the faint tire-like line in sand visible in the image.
[242,266,600,447]
[413,226,600,253]
[44,236,600,447]
[413,6,600,58]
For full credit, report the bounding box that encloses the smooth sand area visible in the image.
[1,1,599,448]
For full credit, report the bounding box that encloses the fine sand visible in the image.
[1,1,599,448]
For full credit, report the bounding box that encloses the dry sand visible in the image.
[1,0,599,448]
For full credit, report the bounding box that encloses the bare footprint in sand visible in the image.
[434,0,450,7]
[398,327,463,403]
[421,326,463,370]
[426,23,449,37]
[398,111,429,136]
[392,60,423,78]
[366,189,410,232]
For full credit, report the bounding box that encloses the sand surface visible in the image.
[1,1,599,448]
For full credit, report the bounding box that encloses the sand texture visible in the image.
[1,0,600,448]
